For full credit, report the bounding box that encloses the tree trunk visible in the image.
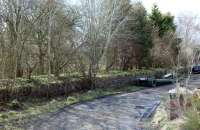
[39,46,45,75]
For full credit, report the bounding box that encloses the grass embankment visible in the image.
[0,84,144,129]
[149,92,200,130]
[147,95,183,130]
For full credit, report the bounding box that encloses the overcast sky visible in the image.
[69,0,200,17]
[141,0,200,17]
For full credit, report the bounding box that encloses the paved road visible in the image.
[188,74,200,89]
[26,84,176,130]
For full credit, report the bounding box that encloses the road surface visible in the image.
[26,84,176,130]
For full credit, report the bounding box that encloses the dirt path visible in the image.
[26,84,175,130]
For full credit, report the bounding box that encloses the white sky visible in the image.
[70,0,200,17]
[141,0,200,16]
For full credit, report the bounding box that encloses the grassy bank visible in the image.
[148,94,200,130]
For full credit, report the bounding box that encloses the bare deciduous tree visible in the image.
[75,0,132,87]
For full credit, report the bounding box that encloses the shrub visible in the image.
[8,99,23,110]
[153,68,167,78]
